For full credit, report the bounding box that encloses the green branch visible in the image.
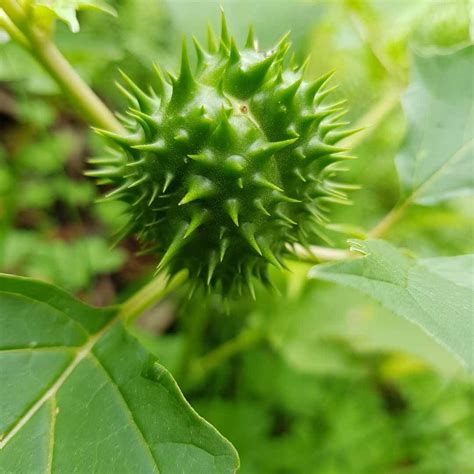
[0,9,30,48]
[288,243,357,264]
[368,199,411,239]
[0,0,124,133]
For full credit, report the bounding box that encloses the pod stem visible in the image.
[119,270,189,324]
[0,0,124,133]
[289,244,357,263]
[191,328,263,382]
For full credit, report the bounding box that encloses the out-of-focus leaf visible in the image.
[33,0,116,33]
[254,282,364,377]
[195,398,272,474]
[343,294,467,377]
[422,254,474,289]
[257,277,465,376]
[36,236,124,289]
[52,178,96,207]
[411,0,472,49]
[0,43,58,94]
[3,232,126,291]
[91,199,128,233]
[0,274,239,473]
[0,147,12,196]
[396,45,474,205]
[17,180,56,209]
[167,0,324,54]
[16,98,57,129]
[309,240,474,371]
[236,349,403,473]
[16,131,76,173]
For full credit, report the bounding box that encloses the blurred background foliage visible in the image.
[0,0,473,472]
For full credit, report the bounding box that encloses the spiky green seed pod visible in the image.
[88,14,357,296]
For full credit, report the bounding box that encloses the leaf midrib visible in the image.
[0,314,119,450]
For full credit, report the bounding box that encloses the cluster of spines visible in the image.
[87,13,359,296]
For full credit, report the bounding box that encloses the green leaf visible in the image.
[309,240,474,371]
[3,233,125,292]
[256,278,465,377]
[396,45,474,205]
[0,274,238,473]
[254,279,364,377]
[411,0,472,49]
[33,0,116,33]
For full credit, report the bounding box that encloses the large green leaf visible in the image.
[396,45,474,205]
[309,240,474,371]
[0,274,238,473]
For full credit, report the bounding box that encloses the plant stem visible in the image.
[175,300,213,384]
[0,0,24,26]
[192,328,263,380]
[368,199,411,239]
[118,270,188,323]
[30,36,124,133]
[340,90,400,150]
[0,0,124,133]
[0,9,30,48]
[289,243,356,263]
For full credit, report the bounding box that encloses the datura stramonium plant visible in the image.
[88,15,358,296]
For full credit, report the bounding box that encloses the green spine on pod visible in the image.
[88,14,358,296]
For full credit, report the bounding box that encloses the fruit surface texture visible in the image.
[89,15,356,295]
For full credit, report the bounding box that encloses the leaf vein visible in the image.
[47,397,57,474]
[89,353,161,474]
[0,318,118,450]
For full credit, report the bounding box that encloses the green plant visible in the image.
[0,1,472,473]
